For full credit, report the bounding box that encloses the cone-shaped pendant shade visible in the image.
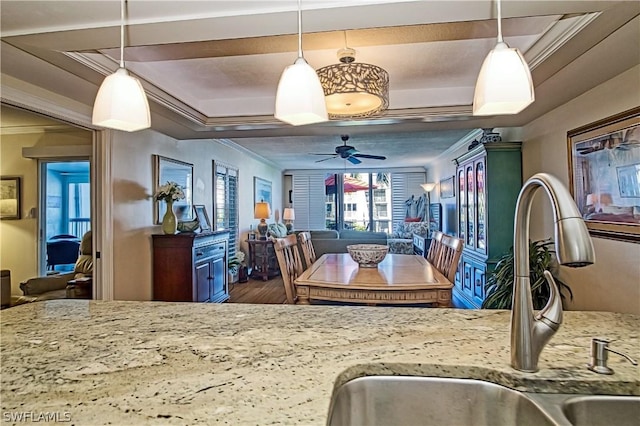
[275,57,328,126]
[92,67,151,132]
[473,42,534,115]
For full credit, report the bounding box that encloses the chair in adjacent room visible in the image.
[297,231,317,270]
[46,237,81,271]
[273,234,304,304]
[19,230,93,302]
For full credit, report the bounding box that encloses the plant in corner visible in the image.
[482,238,573,310]
[228,251,246,283]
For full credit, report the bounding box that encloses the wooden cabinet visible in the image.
[454,142,522,308]
[247,239,280,281]
[152,231,230,303]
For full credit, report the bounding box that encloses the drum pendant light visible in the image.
[274,0,328,126]
[473,0,534,115]
[92,0,151,132]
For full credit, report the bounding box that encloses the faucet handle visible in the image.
[534,271,563,328]
[587,338,638,375]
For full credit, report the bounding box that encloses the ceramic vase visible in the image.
[162,200,177,234]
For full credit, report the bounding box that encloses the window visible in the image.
[325,172,391,232]
[214,162,238,258]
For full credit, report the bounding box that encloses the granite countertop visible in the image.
[1,301,638,425]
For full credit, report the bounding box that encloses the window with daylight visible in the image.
[325,172,391,232]
[214,162,238,258]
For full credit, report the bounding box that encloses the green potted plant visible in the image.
[482,239,573,310]
[228,251,245,284]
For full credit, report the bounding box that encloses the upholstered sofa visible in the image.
[387,221,430,254]
[304,229,388,259]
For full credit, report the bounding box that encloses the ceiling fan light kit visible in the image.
[316,48,389,119]
[92,0,151,132]
[274,0,328,126]
[473,0,534,116]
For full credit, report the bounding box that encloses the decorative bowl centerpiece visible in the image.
[346,244,389,268]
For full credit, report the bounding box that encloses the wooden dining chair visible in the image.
[435,233,463,282]
[273,234,304,304]
[297,231,316,270]
[426,231,444,265]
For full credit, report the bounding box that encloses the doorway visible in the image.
[39,160,91,274]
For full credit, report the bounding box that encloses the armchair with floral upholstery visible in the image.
[387,221,430,254]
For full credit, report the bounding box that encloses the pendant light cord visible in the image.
[297,0,303,58]
[119,0,125,68]
[496,0,503,43]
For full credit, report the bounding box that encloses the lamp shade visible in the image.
[316,49,389,119]
[283,208,296,221]
[473,42,534,116]
[275,57,328,126]
[254,202,271,220]
[92,68,151,132]
[421,183,436,192]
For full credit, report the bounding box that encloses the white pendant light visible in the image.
[274,0,328,126]
[473,0,534,116]
[92,0,150,132]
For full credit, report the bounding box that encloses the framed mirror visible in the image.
[153,155,193,224]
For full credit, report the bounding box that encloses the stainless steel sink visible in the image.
[561,395,640,426]
[326,376,640,426]
[326,376,557,426]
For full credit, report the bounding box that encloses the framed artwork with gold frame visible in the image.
[567,106,640,243]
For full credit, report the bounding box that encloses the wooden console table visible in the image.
[247,239,280,281]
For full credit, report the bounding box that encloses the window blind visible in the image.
[391,172,426,230]
[292,173,326,230]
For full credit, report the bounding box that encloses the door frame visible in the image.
[1,85,114,300]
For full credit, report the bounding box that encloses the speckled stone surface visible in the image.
[1,301,638,425]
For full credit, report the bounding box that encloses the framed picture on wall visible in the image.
[0,176,21,220]
[153,155,193,224]
[254,177,272,207]
[440,176,455,199]
[194,205,211,231]
[567,106,640,243]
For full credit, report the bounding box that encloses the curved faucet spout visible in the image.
[511,173,595,372]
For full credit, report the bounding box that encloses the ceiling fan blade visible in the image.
[315,156,337,163]
[309,153,337,156]
[353,153,387,160]
[347,156,362,165]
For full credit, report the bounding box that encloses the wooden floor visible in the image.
[228,276,286,304]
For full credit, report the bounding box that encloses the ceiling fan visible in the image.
[310,135,387,165]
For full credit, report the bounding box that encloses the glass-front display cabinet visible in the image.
[454,142,522,308]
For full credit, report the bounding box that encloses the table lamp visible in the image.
[254,201,271,240]
[283,207,296,233]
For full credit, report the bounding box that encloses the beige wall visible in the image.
[522,65,640,314]
[0,128,91,293]
[110,131,282,301]
[424,67,640,314]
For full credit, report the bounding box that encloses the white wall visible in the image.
[522,65,640,314]
[110,131,282,301]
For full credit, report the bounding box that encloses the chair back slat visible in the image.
[273,235,304,304]
[426,231,444,264]
[297,231,317,269]
[435,234,463,282]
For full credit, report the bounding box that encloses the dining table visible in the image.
[294,253,453,306]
